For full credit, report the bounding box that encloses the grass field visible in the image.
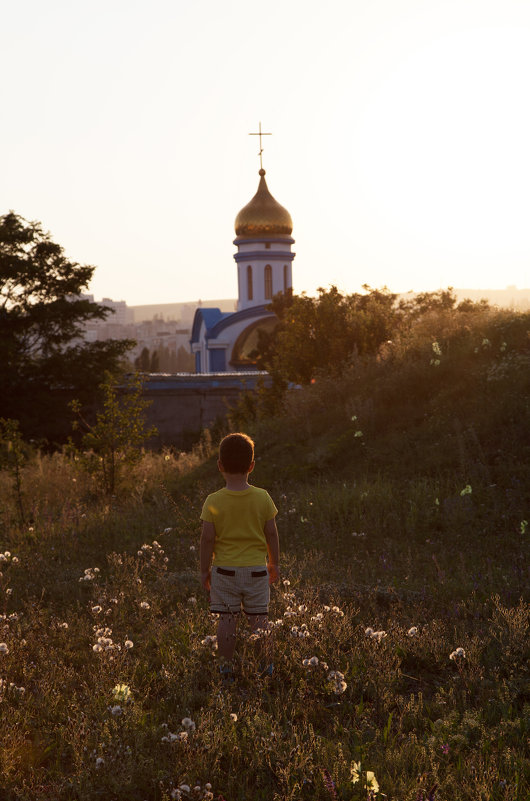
[0,306,528,800]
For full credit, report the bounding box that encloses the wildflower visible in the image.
[59,622,69,629]
[229,713,238,722]
[0,643,9,654]
[179,785,191,794]
[188,596,197,605]
[181,717,196,731]
[92,643,103,653]
[354,430,363,438]
[189,545,196,552]
[3,551,11,559]
[302,658,310,667]
[178,731,188,741]
[164,527,173,533]
[5,589,13,596]
[373,630,386,641]
[95,757,104,768]
[201,634,217,646]
[323,605,331,612]
[309,656,319,666]
[124,640,134,649]
[91,605,102,614]
[365,627,374,636]
[322,768,338,799]
[112,683,132,702]
[460,485,472,496]
[441,743,450,754]
[334,681,347,694]
[449,647,466,660]
[407,626,418,637]
[282,579,291,586]
[11,556,19,564]
[366,771,379,792]
[109,705,122,716]
[139,601,150,609]
[298,604,307,612]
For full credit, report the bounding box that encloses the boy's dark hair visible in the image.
[219,433,255,474]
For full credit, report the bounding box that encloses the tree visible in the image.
[0,211,134,442]
[256,285,398,384]
[71,373,157,494]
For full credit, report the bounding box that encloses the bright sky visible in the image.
[2,0,530,305]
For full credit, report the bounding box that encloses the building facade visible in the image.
[190,168,295,372]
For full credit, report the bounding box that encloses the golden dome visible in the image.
[235,169,293,237]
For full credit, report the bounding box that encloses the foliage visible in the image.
[70,373,157,494]
[0,418,27,525]
[134,345,195,373]
[0,211,134,442]
[254,285,398,384]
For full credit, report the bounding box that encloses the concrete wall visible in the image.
[141,372,269,449]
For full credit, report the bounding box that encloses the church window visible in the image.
[283,264,288,291]
[264,265,273,299]
[247,265,253,300]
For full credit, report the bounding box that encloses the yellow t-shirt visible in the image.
[200,486,278,566]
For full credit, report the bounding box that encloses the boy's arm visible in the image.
[200,521,216,591]
[264,518,280,585]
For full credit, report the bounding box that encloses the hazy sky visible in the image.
[2,0,530,305]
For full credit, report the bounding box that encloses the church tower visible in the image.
[190,161,295,373]
[233,168,295,311]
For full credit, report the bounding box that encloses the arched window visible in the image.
[283,264,288,292]
[264,265,273,299]
[247,265,253,300]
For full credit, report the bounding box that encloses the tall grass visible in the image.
[0,306,528,800]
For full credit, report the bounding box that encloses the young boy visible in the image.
[200,432,280,682]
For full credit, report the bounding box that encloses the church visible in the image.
[190,166,295,373]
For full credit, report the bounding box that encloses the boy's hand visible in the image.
[267,564,280,585]
[201,570,211,592]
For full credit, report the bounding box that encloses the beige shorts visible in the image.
[210,565,270,615]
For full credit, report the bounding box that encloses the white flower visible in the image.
[0,643,9,654]
[189,545,196,552]
[178,731,188,741]
[298,604,307,613]
[91,605,102,614]
[5,589,13,596]
[282,579,291,586]
[110,705,122,716]
[112,683,132,702]
[188,596,197,605]
[181,717,196,731]
[11,556,19,564]
[309,656,319,666]
[92,643,103,653]
[59,622,69,629]
[450,647,466,660]
[364,627,374,636]
[334,680,348,694]
[164,526,173,533]
[139,601,150,609]
[124,639,134,649]
[373,630,387,641]
[229,713,238,722]
[323,605,331,612]
[179,785,191,794]
[95,757,104,768]
[3,552,11,559]
[407,626,418,637]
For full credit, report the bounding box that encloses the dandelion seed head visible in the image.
[229,713,238,722]
[124,640,134,649]
[0,643,9,654]
[407,626,418,636]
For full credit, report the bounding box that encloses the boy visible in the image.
[200,432,280,683]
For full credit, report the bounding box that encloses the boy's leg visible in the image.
[217,612,238,661]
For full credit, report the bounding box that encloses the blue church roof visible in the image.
[190,307,232,344]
